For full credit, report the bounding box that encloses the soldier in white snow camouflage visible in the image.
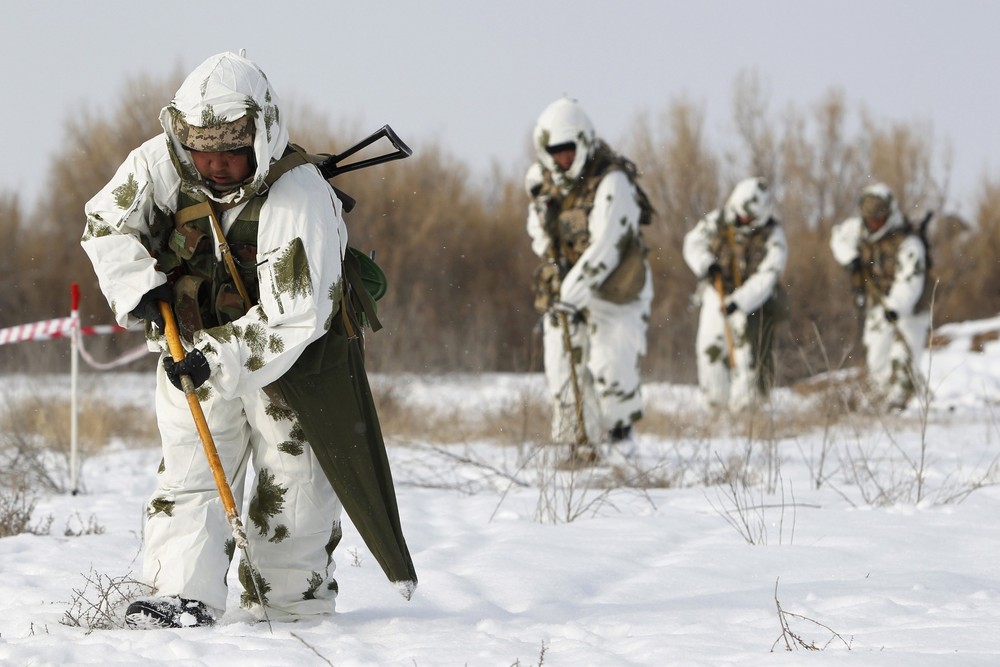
[525,97,653,461]
[82,52,349,628]
[830,182,933,410]
[683,177,789,413]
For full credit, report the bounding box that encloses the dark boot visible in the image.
[125,597,216,629]
[605,424,637,465]
[608,424,632,443]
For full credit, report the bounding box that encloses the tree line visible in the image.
[2,69,995,386]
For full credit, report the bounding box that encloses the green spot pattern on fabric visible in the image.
[112,174,139,211]
[272,238,313,299]
[302,572,323,600]
[269,524,289,544]
[239,559,271,608]
[325,521,343,560]
[265,403,296,422]
[82,216,114,241]
[278,440,304,456]
[707,343,725,364]
[199,104,227,128]
[247,468,287,537]
[324,280,344,331]
[242,322,267,372]
[148,497,174,517]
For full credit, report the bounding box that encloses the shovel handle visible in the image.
[158,301,239,520]
[714,274,737,369]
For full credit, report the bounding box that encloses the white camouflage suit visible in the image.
[682,178,788,413]
[830,182,931,409]
[81,53,345,619]
[526,98,653,446]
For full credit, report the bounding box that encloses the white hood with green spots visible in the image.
[161,52,288,205]
[82,52,348,400]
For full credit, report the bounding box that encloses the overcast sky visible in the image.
[2,1,996,217]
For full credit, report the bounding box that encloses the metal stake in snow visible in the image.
[70,283,80,495]
[157,300,272,632]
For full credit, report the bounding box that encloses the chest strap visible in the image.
[174,199,253,307]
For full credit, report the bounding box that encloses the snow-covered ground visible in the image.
[2,316,1000,666]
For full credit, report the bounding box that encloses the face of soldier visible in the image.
[546,142,577,172]
[189,148,254,192]
[864,214,888,233]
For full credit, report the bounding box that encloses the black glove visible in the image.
[706,263,722,281]
[725,301,738,315]
[849,258,862,273]
[163,348,211,391]
[884,309,898,323]
[130,284,173,331]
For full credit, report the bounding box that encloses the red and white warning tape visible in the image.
[0,316,126,346]
[1,284,151,369]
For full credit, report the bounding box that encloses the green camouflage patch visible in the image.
[199,104,226,128]
[278,441,304,456]
[204,326,235,346]
[112,174,140,211]
[325,521,343,560]
[264,402,296,422]
[239,560,271,608]
[302,572,324,600]
[247,468,287,536]
[278,440,305,456]
[269,524,289,544]
[243,323,268,372]
[82,216,114,241]
[277,417,308,455]
[325,280,345,330]
[272,238,313,300]
[706,343,725,365]
[148,497,174,517]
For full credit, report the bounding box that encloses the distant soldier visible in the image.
[830,182,932,410]
[525,97,653,463]
[683,177,788,412]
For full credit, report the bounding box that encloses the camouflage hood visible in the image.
[858,182,905,242]
[160,51,288,205]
